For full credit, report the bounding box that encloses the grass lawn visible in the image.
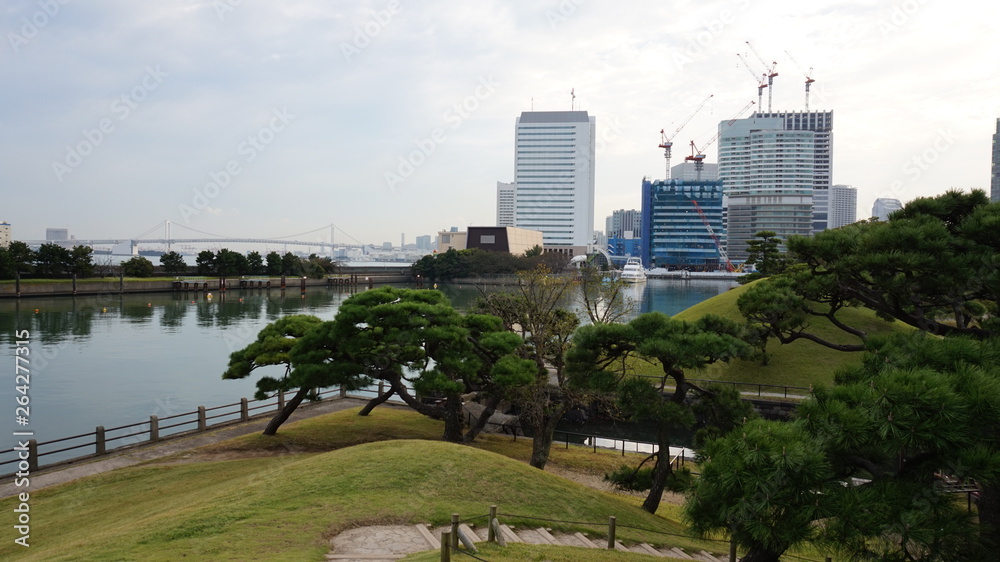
[0,407,733,561]
[638,281,914,390]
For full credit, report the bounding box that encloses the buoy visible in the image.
[207,292,213,299]
[35,309,40,313]
[101,308,106,313]
[147,303,151,307]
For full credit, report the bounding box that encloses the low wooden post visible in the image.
[729,535,737,562]
[72,273,77,295]
[197,406,206,431]
[451,513,459,549]
[149,415,159,443]
[96,426,106,455]
[15,271,20,298]
[119,271,125,294]
[27,440,38,472]
[278,391,285,411]
[440,531,451,562]
[607,516,616,550]
[378,380,385,396]
[487,505,497,543]
[339,385,347,398]
[240,398,249,421]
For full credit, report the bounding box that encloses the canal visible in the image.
[0,278,736,465]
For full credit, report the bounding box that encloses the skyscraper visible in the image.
[828,185,858,228]
[513,111,596,252]
[606,209,641,239]
[718,114,823,260]
[0,222,10,249]
[755,111,834,233]
[872,198,903,221]
[496,181,515,227]
[992,118,999,202]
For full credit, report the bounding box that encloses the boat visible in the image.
[619,257,646,283]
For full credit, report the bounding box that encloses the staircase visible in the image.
[326,523,725,561]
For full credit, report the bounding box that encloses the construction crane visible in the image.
[684,99,756,180]
[745,41,778,112]
[657,94,713,180]
[690,199,735,272]
[736,53,767,108]
[784,50,816,111]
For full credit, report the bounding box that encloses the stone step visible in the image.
[698,550,724,562]
[574,532,600,548]
[668,546,695,559]
[534,527,559,545]
[637,542,667,557]
[325,555,407,560]
[498,523,522,543]
[413,524,437,549]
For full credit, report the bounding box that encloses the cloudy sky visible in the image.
[3,0,998,247]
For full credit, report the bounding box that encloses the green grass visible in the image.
[0,408,723,561]
[650,281,914,389]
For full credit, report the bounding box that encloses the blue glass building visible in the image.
[640,178,725,270]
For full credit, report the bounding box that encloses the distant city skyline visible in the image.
[3,2,998,244]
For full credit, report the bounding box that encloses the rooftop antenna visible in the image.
[571,88,576,111]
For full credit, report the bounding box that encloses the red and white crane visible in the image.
[684,99,756,180]
[784,50,816,111]
[691,199,735,272]
[745,41,778,112]
[736,52,768,109]
[658,94,713,180]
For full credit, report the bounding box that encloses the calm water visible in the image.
[0,279,734,465]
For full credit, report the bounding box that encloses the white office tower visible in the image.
[606,209,641,239]
[670,161,719,182]
[496,181,516,227]
[719,115,818,260]
[872,198,903,221]
[514,111,596,251]
[828,185,858,228]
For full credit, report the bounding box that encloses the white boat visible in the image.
[619,257,646,283]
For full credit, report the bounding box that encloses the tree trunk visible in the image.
[739,543,786,562]
[441,394,464,443]
[463,393,503,443]
[641,424,673,514]
[529,403,569,469]
[358,385,396,416]
[978,484,1000,551]
[262,386,310,436]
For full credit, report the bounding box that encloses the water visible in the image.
[0,278,735,467]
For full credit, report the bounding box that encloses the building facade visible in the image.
[0,222,10,249]
[513,111,596,249]
[496,181,516,227]
[872,198,903,221]
[605,209,641,239]
[465,226,544,255]
[46,228,69,241]
[992,118,999,202]
[719,115,818,260]
[641,178,725,270]
[670,161,719,182]
[754,111,834,233]
[828,184,858,229]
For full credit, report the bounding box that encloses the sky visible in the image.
[3,0,998,248]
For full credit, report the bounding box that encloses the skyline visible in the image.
[3,1,998,244]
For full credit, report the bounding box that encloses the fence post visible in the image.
[488,505,497,543]
[440,531,451,562]
[339,385,347,398]
[198,406,206,431]
[451,513,459,549]
[149,416,159,443]
[278,391,285,411]
[96,426,106,455]
[607,516,616,549]
[240,398,249,421]
[378,380,385,396]
[27,439,38,473]
[729,535,737,562]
